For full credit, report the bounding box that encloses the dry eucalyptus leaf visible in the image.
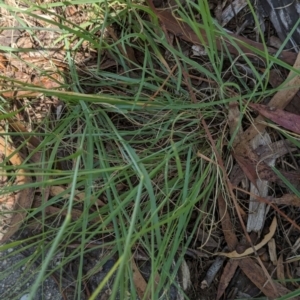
[239,257,292,299]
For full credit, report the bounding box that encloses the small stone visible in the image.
[20,294,30,300]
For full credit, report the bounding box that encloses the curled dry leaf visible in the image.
[215,217,277,258]
[0,136,33,243]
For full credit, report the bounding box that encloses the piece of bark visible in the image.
[221,0,248,26]
[247,132,274,232]
[259,0,300,51]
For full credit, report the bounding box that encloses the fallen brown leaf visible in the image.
[6,119,41,148]
[215,217,277,258]
[218,195,238,251]
[231,53,300,199]
[146,4,297,66]
[216,259,239,300]
[249,102,300,134]
[131,257,149,300]
[238,51,300,145]
[50,186,105,207]
[0,136,33,243]
[239,257,295,299]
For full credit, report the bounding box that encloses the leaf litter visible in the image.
[0,0,300,299]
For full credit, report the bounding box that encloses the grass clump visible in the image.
[0,0,299,299]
